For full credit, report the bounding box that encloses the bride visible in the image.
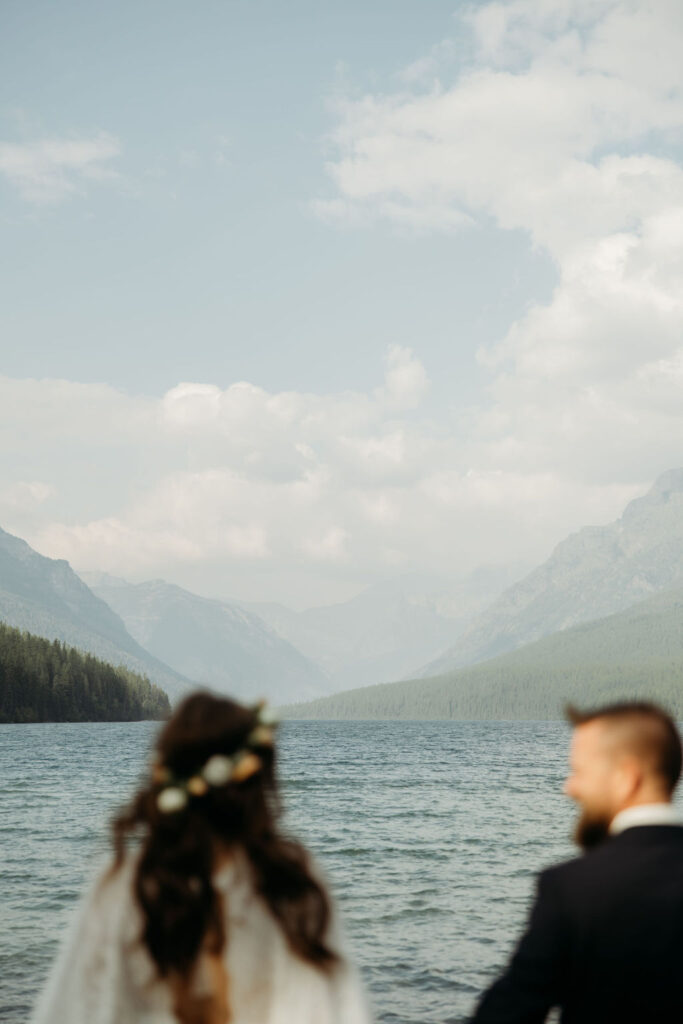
[30,692,372,1024]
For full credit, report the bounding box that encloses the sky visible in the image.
[1,0,682,608]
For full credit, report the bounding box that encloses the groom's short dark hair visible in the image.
[566,700,682,794]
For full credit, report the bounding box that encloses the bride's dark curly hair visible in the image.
[111,692,338,1024]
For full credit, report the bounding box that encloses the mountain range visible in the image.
[3,467,683,717]
[0,528,330,704]
[2,525,505,707]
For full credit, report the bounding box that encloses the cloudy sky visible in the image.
[2,0,682,608]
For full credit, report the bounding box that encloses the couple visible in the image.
[30,696,683,1024]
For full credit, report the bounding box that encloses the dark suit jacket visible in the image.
[470,825,683,1023]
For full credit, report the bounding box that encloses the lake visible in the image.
[0,720,577,1023]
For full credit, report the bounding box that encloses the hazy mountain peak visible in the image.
[0,525,31,554]
[0,526,67,571]
[85,575,332,704]
[78,570,132,590]
[651,467,683,495]
[420,468,683,677]
[620,468,683,524]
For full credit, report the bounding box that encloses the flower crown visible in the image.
[153,702,279,814]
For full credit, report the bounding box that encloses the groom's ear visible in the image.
[612,754,643,804]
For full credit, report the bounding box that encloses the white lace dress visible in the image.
[29,854,372,1024]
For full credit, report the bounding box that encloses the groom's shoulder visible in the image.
[539,827,683,894]
[537,848,604,892]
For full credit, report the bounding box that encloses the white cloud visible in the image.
[317,1,683,252]
[0,480,56,548]
[2,1,683,605]
[0,345,649,603]
[376,345,430,410]
[0,134,121,204]
[312,195,472,234]
[313,0,683,492]
[0,481,55,513]
[301,527,349,563]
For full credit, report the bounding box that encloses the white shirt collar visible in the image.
[609,803,683,835]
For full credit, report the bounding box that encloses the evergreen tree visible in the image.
[0,623,171,722]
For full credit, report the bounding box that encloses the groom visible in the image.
[470,701,683,1023]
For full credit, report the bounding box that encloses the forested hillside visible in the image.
[0,623,171,722]
[285,587,683,720]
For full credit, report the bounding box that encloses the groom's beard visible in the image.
[574,808,611,851]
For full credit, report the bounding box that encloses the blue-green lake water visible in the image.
[1,720,577,1023]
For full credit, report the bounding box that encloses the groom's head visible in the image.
[563,701,682,850]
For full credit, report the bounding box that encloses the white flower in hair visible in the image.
[157,787,188,813]
[202,754,234,786]
[256,704,279,727]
